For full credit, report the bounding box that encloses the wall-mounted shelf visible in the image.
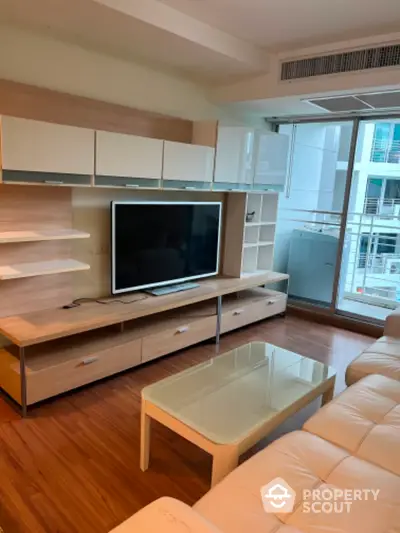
[0,259,90,280]
[0,229,90,244]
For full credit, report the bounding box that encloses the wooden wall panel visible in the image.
[72,188,225,300]
[0,274,71,319]
[0,79,193,143]
[0,185,74,318]
[0,242,70,267]
[0,184,72,231]
[192,120,218,148]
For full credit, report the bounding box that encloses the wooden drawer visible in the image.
[221,295,286,334]
[22,338,142,405]
[142,315,216,363]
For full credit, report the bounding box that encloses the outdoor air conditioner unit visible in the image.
[385,258,400,274]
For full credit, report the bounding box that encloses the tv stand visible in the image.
[146,282,200,296]
[0,271,289,416]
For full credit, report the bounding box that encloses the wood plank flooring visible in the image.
[0,315,374,533]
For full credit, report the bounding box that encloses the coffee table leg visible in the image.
[140,401,151,471]
[321,381,335,406]
[211,445,239,487]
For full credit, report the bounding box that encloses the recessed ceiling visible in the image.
[0,0,399,85]
[306,91,400,113]
[0,0,267,81]
[160,0,400,49]
[220,90,400,119]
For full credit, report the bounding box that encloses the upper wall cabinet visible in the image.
[253,131,290,191]
[0,117,94,186]
[96,131,163,187]
[163,141,215,188]
[213,126,254,190]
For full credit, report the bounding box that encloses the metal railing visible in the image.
[363,197,400,216]
[354,252,400,274]
[370,138,400,163]
[343,212,400,306]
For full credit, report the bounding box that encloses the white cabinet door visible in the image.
[214,126,254,185]
[254,132,289,187]
[96,131,163,179]
[163,141,215,182]
[1,116,95,175]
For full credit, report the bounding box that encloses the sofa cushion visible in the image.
[195,430,400,533]
[304,374,400,476]
[109,497,223,533]
[346,337,400,385]
[384,308,400,338]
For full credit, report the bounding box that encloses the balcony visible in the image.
[363,197,400,216]
[370,138,400,163]
[340,213,400,320]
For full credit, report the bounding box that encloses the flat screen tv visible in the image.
[111,201,222,294]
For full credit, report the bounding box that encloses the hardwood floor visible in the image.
[0,315,374,533]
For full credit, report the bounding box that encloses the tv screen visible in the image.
[111,202,222,294]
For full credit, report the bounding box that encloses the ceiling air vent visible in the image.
[281,44,400,81]
[304,90,400,113]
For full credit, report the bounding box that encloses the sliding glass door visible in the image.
[275,121,354,307]
[336,119,400,321]
[276,117,400,323]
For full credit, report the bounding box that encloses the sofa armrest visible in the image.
[384,308,400,337]
[109,497,222,533]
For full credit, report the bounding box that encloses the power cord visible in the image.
[62,294,150,309]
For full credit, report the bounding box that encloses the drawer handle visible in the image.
[183,186,196,190]
[233,309,244,316]
[125,183,139,188]
[44,180,64,185]
[176,325,189,334]
[80,356,99,366]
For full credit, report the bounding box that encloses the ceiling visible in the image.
[222,88,400,120]
[159,0,400,49]
[0,0,267,81]
[0,0,399,87]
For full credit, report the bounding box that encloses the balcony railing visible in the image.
[356,252,400,274]
[363,197,400,216]
[343,212,400,306]
[370,138,400,163]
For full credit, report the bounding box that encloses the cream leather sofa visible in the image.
[110,372,400,533]
[346,308,400,385]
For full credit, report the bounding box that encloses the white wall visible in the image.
[0,26,220,120]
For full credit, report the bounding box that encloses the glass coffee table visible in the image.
[140,342,336,486]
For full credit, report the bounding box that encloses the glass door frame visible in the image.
[275,112,400,325]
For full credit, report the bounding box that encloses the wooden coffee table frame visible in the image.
[140,374,335,486]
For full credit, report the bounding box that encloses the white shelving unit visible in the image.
[223,192,278,277]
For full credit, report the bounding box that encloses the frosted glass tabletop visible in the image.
[142,342,335,445]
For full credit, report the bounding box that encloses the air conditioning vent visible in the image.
[281,44,400,81]
[304,90,400,113]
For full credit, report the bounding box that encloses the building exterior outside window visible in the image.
[276,120,400,321]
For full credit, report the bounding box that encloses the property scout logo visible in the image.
[261,478,380,514]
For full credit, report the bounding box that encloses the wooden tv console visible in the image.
[0,271,289,416]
